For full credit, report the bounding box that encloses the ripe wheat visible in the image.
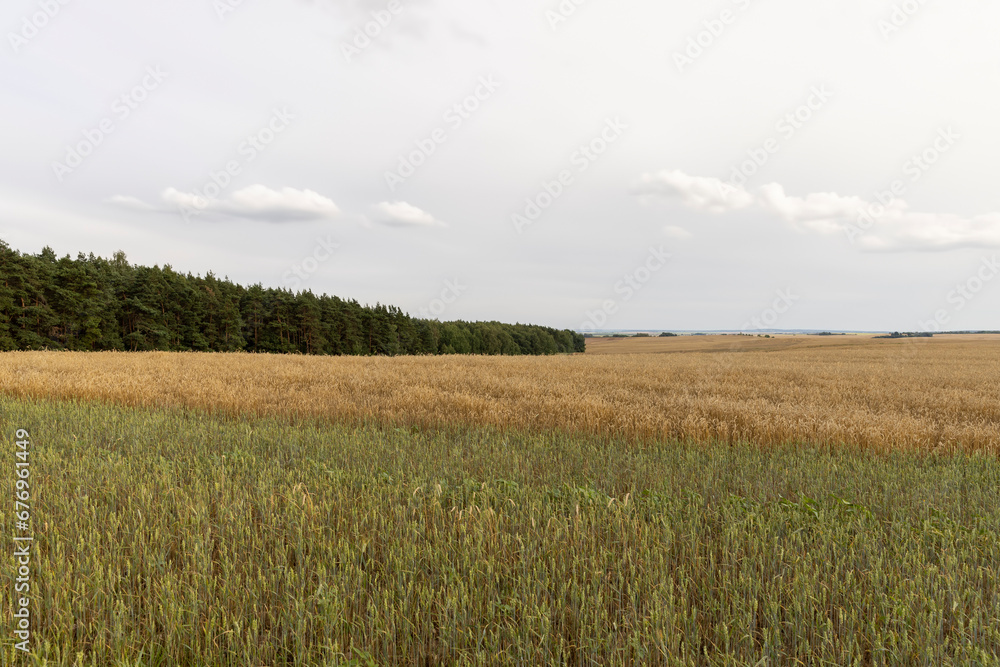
[0,335,997,452]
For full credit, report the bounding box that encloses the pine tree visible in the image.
[0,239,585,357]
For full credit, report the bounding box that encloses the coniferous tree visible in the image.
[0,240,585,357]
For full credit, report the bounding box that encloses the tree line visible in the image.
[0,241,585,356]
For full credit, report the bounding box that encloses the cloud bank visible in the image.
[371,201,447,227]
[108,185,342,222]
[636,170,1000,251]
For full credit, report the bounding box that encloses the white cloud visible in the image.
[165,185,341,221]
[662,225,693,239]
[109,186,342,222]
[371,201,446,228]
[853,212,1000,252]
[757,183,875,232]
[637,169,1000,252]
[224,185,341,220]
[634,170,754,213]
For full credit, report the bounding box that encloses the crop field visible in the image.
[1,336,999,665]
[1,335,999,452]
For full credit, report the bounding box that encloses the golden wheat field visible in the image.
[2,334,999,452]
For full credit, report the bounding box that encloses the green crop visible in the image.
[1,396,998,665]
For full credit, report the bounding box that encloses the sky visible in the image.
[2,0,999,333]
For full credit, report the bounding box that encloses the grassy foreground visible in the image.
[1,396,999,665]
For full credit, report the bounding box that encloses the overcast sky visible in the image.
[2,0,999,332]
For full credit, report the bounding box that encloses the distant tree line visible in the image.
[582,332,677,339]
[0,242,585,356]
[875,332,934,339]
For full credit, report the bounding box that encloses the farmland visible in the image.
[1,335,999,664]
[1,334,999,452]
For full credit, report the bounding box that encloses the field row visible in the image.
[1,396,998,665]
[1,335,999,451]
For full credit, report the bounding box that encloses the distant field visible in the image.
[583,333,1000,354]
[583,333,879,354]
[2,397,998,665]
[2,335,999,451]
